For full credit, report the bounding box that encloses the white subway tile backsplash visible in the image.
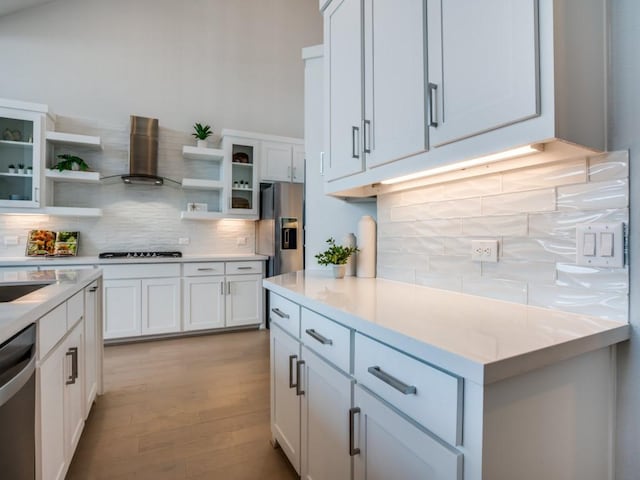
[462,214,528,236]
[377,151,629,321]
[556,263,629,294]
[557,179,628,211]
[501,159,587,192]
[462,277,528,304]
[482,188,556,215]
[588,151,629,182]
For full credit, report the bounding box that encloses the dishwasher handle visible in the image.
[0,352,35,409]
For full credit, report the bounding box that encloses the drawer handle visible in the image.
[289,354,298,389]
[295,360,305,396]
[367,366,417,395]
[349,407,361,456]
[89,286,98,292]
[197,268,215,271]
[271,308,290,319]
[428,82,438,127]
[237,266,253,270]
[305,329,333,345]
[65,347,78,385]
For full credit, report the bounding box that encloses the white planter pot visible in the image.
[332,264,346,279]
[17,168,24,175]
[8,168,15,174]
[196,139,208,148]
[71,163,80,171]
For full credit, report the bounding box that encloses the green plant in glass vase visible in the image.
[315,237,358,279]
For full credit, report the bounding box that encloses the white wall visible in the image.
[608,0,640,478]
[0,0,322,139]
[0,0,322,257]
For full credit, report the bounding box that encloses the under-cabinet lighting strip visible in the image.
[380,143,545,185]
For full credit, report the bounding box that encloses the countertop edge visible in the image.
[263,278,630,385]
[0,254,268,267]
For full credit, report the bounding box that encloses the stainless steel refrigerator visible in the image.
[257,182,304,326]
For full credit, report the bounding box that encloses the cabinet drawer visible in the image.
[101,263,180,280]
[225,261,264,275]
[301,308,351,373]
[38,302,67,360]
[183,262,224,277]
[354,333,462,446]
[269,293,300,337]
[66,290,84,329]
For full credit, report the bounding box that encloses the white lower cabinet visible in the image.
[103,279,141,339]
[141,277,181,334]
[301,346,353,480]
[270,323,302,474]
[183,276,225,331]
[353,385,462,480]
[38,281,101,480]
[226,274,262,327]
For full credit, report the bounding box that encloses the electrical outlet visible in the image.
[178,237,190,245]
[471,239,499,263]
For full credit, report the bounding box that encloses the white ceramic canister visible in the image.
[356,216,376,278]
[343,233,357,276]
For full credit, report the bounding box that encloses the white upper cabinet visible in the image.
[324,0,364,181]
[261,141,305,183]
[427,0,539,147]
[364,0,428,168]
[292,144,306,182]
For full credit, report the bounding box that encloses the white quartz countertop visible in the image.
[263,271,630,385]
[0,253,267,267]
[0,268,102,343]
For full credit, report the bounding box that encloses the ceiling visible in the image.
[0,0,55,17]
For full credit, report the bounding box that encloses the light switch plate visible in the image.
[576,223,625,267]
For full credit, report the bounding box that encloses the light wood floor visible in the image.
[67,330,298,480]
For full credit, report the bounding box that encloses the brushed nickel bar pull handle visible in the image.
[65,349,74,385]
[287,165,291,180]
[197,268,215,271]
[89,286,98,292]
[305,328,333,345]
[352,126,360,159]
[295,360,305,396]
[288,354,298,389]
[349,407,361,456]
[237,266,252,270]
[227,281,231,295]
[292,166,296,180]
[220,282,223,295]
[271,308,290,319]
[72,346,79,381]
[367,366,417,395]
[363,119,371,154]
[428,83,438,127]
[320,151,325,175]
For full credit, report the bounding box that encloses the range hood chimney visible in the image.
[122,115,163,185]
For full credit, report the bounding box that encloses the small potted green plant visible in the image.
[192,123,213,148]
[17,164,25,174]
[315,237,359,279]
[26,166,33,175]
[7,164,15,174]
[53,154,90,172]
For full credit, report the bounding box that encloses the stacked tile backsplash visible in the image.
[377,151,629,321]
[0,116,255,257]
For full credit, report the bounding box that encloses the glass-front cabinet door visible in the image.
[223,135,259,217]
[0,107,43,208]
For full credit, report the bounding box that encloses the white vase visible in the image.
[196,139,208,148]
[332,264,346,279]
[343,233,357,276]
[357,215,377,278]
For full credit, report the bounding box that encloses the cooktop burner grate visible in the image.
[98,251,182,259]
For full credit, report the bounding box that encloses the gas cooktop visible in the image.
[98,251,182,259]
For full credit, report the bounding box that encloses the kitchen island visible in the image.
[264,271,629,480]
[0,267,103,480]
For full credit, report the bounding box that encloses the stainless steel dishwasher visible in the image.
[0,323,36,480]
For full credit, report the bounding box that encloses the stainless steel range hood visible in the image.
[122,115,163,185]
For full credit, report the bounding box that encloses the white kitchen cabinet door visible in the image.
[183,276,225,331]
[271,324,302,474]
[292,145,305,183]
[141,277,181,335]
[261,141,293,182]
[301,347,353,480]
[225,274,262,327]
[427,0,539,147]
[324,0,364,181]
[363,0,428,168]
[353,385,462,480]
[103,279,141,339]
[83,282,99,417]
[63,321,84,462]
[39,339,67,480]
